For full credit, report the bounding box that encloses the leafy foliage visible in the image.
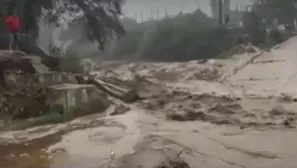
[0,0,126,49]
[252,0,297,25]
[103,9,237,61]
[242,0,295,45]
[242,11,266,45]
[210,0,219,18]
[104,0,295,62]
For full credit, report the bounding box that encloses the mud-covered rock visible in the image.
[112,147,191,168]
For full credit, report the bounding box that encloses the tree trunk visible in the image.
[75,74,139,103]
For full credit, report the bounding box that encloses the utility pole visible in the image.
[223,0,230,24]
[218,0,223,24]
[157,5,159,20]
[134,12,137,21]
[165,5,168,17]
[180,0,183,13]
[150,7,153,20]
[141,10,143,23]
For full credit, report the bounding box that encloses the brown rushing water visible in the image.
[4,42,297,168]
[0,133,61,168]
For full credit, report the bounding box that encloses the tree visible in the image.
[210,0,218,19]
[121,17,139,31]
[0,0,126,50]
[252,0,297,26]
[223,0,230,23]
[105,9,231,61]
[242,11,266,45]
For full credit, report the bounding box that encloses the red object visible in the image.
[5,15,20,32]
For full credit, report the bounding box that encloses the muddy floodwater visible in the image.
[2,37,297,168]
[1,98,297,168]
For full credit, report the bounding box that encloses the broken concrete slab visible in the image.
[35,72,77,85]
[76,74,140,103]
[4,72,77,88]
[48,84,111,120]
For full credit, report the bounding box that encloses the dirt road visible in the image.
[1,37,297,168]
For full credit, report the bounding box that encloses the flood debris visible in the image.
[154,159,190,168]
[75,74,140,103]
[110,104,130,116]
[108,144,192,168]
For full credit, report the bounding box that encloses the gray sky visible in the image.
[122,0,252,21]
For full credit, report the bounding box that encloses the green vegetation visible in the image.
[0,0,125,49]
[0,0,295,61]
[103,9,236,61]
[241,0,297,46]
[99,0,296,61]
[252,0,297,26]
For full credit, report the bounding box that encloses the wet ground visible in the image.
[2,37,297,168]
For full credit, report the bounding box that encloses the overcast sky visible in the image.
[122,0,252,21]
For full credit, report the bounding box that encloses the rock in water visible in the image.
[112,148,191,168]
